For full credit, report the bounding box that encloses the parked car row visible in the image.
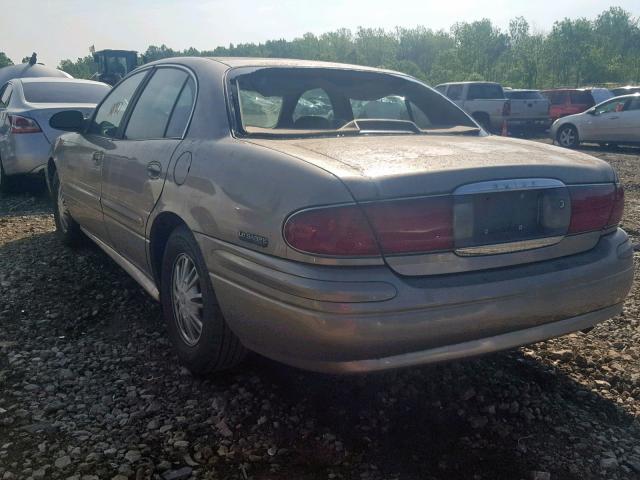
[435,81,640,140]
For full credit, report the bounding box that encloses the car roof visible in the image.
[146,56,401,75]
[16,77,108,86]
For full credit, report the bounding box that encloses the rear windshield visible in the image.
[467,83,504,100]
[504,90,544,100]
[23,82,110,104]
[229,67,477,136]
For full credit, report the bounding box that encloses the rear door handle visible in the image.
[147,161,162,179]
[92,151,103,165]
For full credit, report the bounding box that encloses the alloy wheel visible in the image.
[558,127,577,148]
[171,253,204,346]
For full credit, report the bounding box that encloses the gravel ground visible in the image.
[1,142,639,480]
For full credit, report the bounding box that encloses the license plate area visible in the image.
[453,179,570,255]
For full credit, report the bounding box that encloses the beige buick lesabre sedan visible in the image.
[47,57,634,374]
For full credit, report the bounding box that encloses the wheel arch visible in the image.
[148,211,188,287]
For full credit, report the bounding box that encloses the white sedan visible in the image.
[551,93,640,148]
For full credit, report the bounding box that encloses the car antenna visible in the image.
[28,52,37,66]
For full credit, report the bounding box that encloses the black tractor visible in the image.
[92,49,138,85]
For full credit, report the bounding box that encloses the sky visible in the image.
[1,0,639,67]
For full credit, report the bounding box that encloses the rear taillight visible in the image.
[284,197,454,257]
[502,100,511,116]
[9,115,41,134]
[362,197,453,254]
[284,205,380,256]
[568,184,623,234]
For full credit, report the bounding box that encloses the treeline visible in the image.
[37,6,640,88]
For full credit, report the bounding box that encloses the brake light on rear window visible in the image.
[568,184,623,234]
[9,115,41,134]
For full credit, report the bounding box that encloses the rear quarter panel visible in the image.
[150,136,356,261]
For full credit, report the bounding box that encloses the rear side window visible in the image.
[0,83,12,107]
[625,97,640,111]
[125,68,188,140]
[569,91,594,106]
[165,77,196,138]
[23,82,109,104]
[467,84,504,100]
[544,91,567,105]
[446,85,463,100]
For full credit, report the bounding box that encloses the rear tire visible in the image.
[557,124,579,149]
[52,169,83,246]
[160,226,247,375]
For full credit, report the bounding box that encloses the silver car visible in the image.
[552,93,640,149]
[48,57,633,374]
[0,77,110,191]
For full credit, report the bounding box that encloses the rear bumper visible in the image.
[197,229,634,373]
[1,133,50,176]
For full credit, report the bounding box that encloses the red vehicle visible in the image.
[541,88,613,122]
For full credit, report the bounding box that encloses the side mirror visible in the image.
[50,110,86,132]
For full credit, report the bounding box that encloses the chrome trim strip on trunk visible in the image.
[454,178,566,195]
[455,235,565,256]
[80,227,160,301]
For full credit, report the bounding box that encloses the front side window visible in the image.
[231,67,475,136]
[594,98,627,115]
[89,71,147,137]
[125,68,189,140]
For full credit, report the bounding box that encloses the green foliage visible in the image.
[0,52,13,68]
[58,6,640,88]
[59,55,98,79]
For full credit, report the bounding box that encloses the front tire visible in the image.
[557,124,579,149]
[52,169,83,246]
[160,226,246,375]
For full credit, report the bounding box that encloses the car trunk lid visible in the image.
[249,134,617,276]
[24,105,96,143]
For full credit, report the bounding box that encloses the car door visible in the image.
[580,98,625,142]
[618,97,640,142]
[100,66,196,271]
[61,70,149,241]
